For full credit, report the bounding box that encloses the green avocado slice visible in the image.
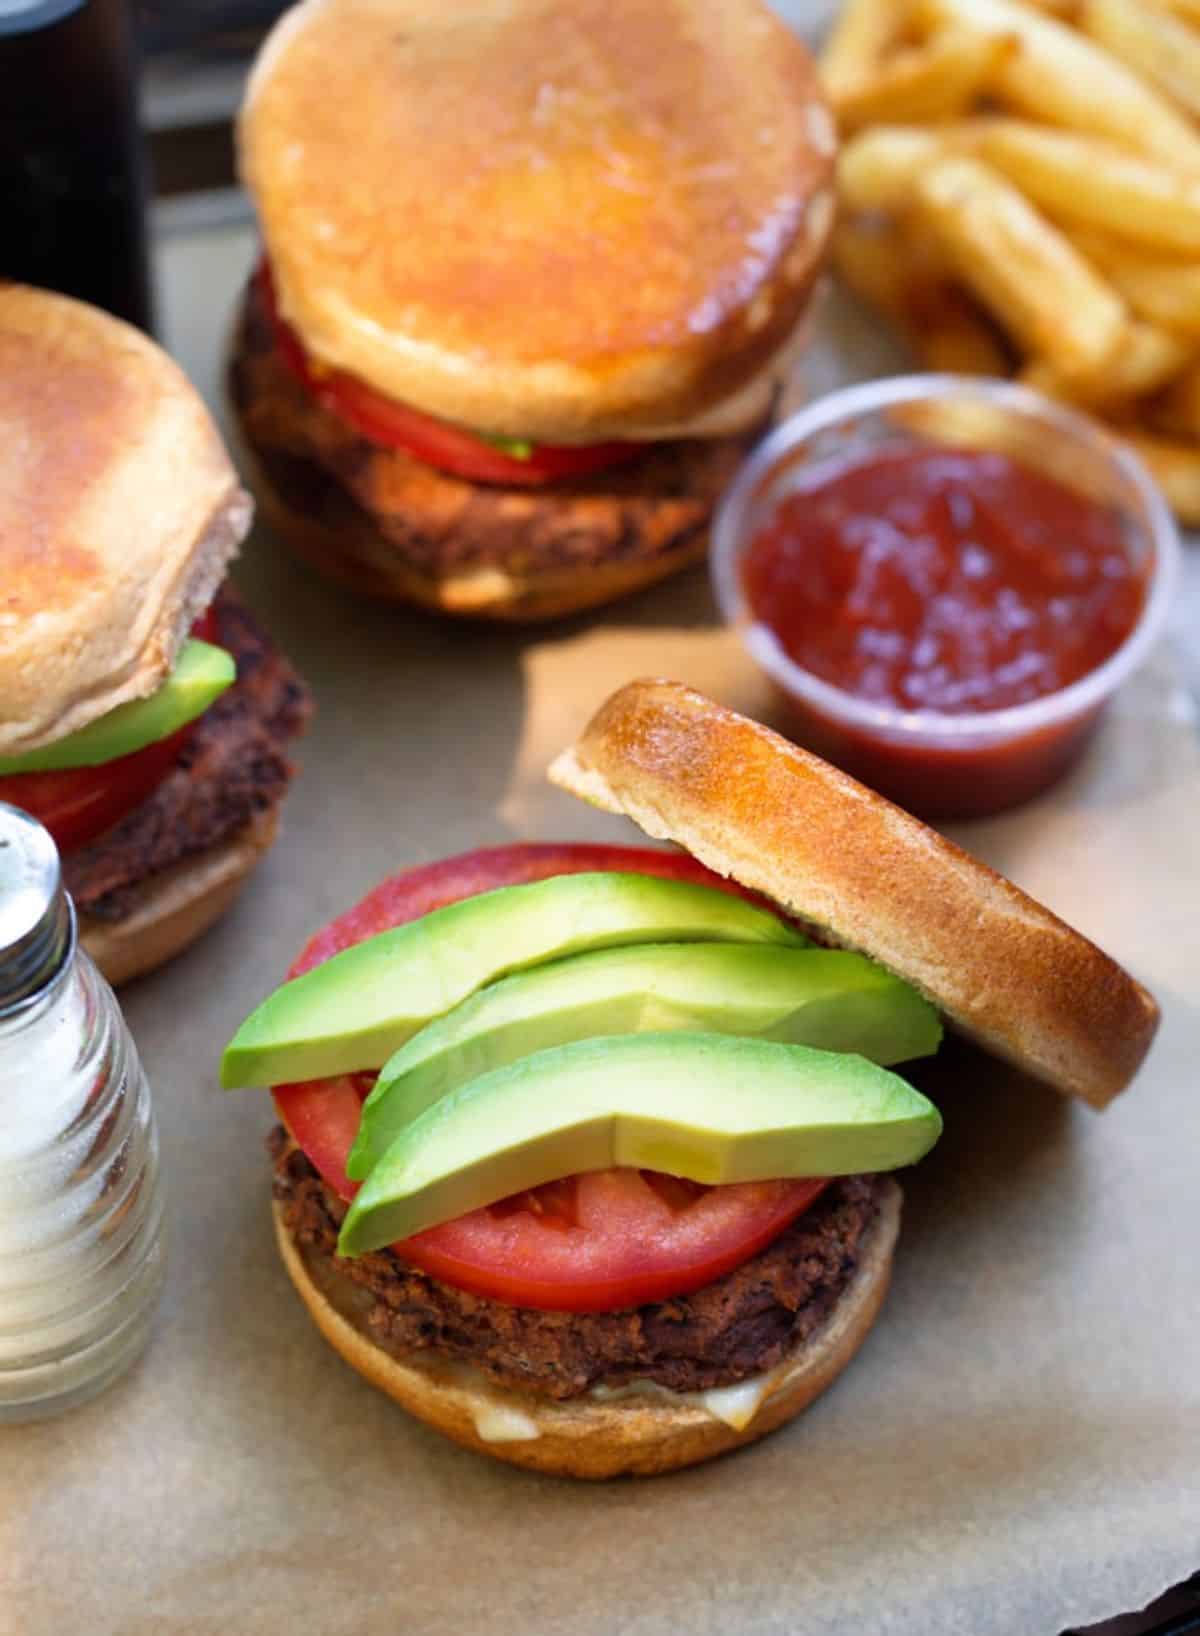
[220,873,806,1089]
[338,1032,943,1255]
[0,640,236,774]
[347,942,942,1180]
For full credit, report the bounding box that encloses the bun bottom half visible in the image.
[79,809,279,987]
[272,1178,901,1480]
[235,434,715,624]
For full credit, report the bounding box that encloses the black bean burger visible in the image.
[0,283,311,984]
[223,682,1159,1479]
[228,0,838,620]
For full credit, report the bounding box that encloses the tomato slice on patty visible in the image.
[0,726,195,854]
[0,607,223,855]
[273,842,827,1312]
[256,261,641,488]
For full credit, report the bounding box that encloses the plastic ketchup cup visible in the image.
[711,376,1181,821]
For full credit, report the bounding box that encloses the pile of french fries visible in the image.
[821,0,1200,524]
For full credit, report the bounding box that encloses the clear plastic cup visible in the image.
[711,375,1181,820]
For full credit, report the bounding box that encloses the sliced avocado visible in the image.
[338,1032,942,1254]
[0,640,235,774]
[348,942,941,1180]
[220,873,805,1089]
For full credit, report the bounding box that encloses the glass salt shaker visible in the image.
[0,802,165,1420]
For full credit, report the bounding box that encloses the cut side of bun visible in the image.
[80,809,279,987]
[549,680,1160,1107]
[0,284,251,754]
[240,0,836,443]
[273,1180,900,1479]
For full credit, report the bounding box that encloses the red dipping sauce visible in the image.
[740,446,1147,819]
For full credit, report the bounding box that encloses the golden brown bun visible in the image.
[0,284,250,755]
[273,1179,899,1479]
[80,810,279,987]
[550,681,1159,1107]
[240,0,836,444]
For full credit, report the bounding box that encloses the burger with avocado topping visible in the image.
[222,682,1159,1478]
[228,0,838,621]
[0,282,312,985]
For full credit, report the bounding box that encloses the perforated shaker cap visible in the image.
[0,803,74,1015]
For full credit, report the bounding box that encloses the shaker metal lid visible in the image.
[0,803,73,1013]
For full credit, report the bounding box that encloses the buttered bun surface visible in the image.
[240,0,837,444]
[0,283,248,756]
[551,680,1160,1108]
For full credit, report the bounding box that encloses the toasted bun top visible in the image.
[240,0,836,443]
[550,681,1160,1107]
[0,284,249,754]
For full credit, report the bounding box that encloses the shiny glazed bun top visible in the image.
[240,0,837,444]
[0,283,249,756]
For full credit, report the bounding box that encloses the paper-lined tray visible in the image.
[5,7,1199,1631]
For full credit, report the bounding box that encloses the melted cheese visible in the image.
[470,1401,542,1443]
[590,1360,784,1431]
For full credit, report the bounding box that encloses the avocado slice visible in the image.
[0,640,235,774]
[338,1032,942,1254]
[348,942,942,1180]
[220,873,805,1088]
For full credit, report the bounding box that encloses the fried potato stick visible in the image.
[975,123,1200,256]
[1081,0,1200,122]
[913,0,1200,168]
[914,156,1128,375]
[833,31,1013,131]
[1072,232,1200,341]
[821,0,912,97]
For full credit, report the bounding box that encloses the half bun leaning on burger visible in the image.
[0,283,312,984]
[223,682,1158,1479]
[229,0,838,620]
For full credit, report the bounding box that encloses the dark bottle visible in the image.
[0,0,154,332]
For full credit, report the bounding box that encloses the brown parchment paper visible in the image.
[4,11,1199,1633]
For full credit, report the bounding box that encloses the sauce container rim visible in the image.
[710,373,1181,745]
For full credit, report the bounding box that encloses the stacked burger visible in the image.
[223,682,1158,1478]
[0,284,311,984]
[229,0,838,620]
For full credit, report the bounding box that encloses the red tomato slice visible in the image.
[0,726,193,854]
[287,841,773,977]
[273,1073,374,1203]
[256,261,640,488]
[0,611,223,854]
[400,1171,829,1314]
[273,843,827,1313]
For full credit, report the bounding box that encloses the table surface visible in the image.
[5,9,1200,1635]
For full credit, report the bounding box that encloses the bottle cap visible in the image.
[0,803,74,1015]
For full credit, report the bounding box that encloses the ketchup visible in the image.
[741,447,1146,819]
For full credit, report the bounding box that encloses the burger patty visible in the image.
[230,276,762,588]
[64,591,311,921]
[271,1132,884,1402]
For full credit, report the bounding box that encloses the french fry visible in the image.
[1158,0,1200,24]
[1118,429,1200,524]
[1071,232,1200,340]
[833,218,1010,374]
[838,125,965,213]
[913,156,1129,375]
[912,0,1200,169]
[973,122,1200,256]
[833,31,1014,132]
[821,0,913,97]
[1080,0,1200,122]
[1021,323,1192,408]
